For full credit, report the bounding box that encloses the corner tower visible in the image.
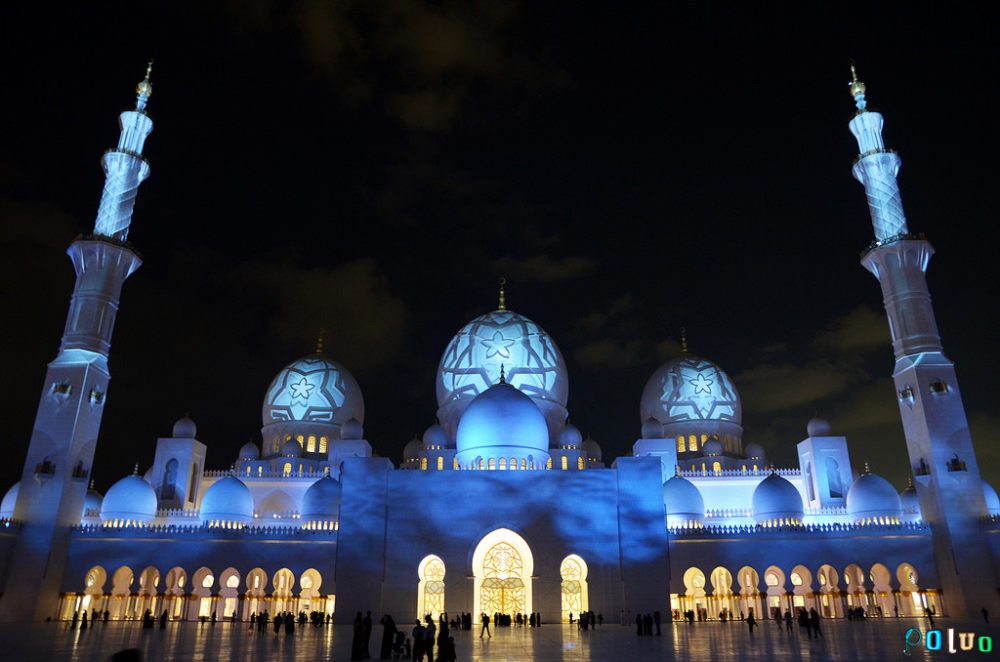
[0,65,153,622]
[849,65,996,617]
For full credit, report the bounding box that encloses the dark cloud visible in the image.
[493,254,596,283]
[814,305,887,352]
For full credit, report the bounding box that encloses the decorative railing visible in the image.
[73,522,335,537]
[203,469,328,479]
[860,231,927,257]
[680,467,800,478]
[668,520,930,537]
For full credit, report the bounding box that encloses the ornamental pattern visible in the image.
[263,356,363,424]
[560,556,583,620]
[420,556,446,620]
[641,356,741,424]
[480,542,525,615]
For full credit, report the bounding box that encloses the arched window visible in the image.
[509,457,517,471]
[521,459,527,470]
[437,457,444,471]
[307,435,316,453]
[677,436,685,453]
[478,458,484,470]
[578,457,585,470]
[453,458,459,470]
[561,456,568,470]
[319,436,328,454]
[417,555,446,620]
[826,457,843,498]
[688,435,697,452]
[161,459,178,499]
[420,458,428,471]
[804,462,815,501]
[481,542,525,615]
[488,458,496,470]
[283,463,292,477]
[499,458,507,470]
[547,458,553,469]
[712,461,721,474]
[560,555,588,622]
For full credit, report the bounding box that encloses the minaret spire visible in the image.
[92,62,155,242]
[498,277,507,311]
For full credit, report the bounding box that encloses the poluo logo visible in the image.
[904,628,992,654]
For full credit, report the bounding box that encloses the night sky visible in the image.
[2,2,999,496]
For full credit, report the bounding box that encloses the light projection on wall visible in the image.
[641,356,741,424]
[437,310,568,408]
[262,355,364,424]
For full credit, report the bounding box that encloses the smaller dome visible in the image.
[807,417,831,437]
[403,438,422,461]
[422,423,447,449]
[559,423,583,448]
[744,443,766,460]
[455,382,549,463]
[199,476,254,527]
[663,475,705,526]
[173,416,197,438]
[83,485,104,516]
[847,469,902,523]
[1,481,20,518]
[239,442,260,461]
[341,418,363,440]
[101,475,158,525]
[751,473,803,526]
[301,476,342,521]
[702,439,722,456]
[641,417,663,439]
[581,436,602,461]
[983,480,1000,516]
[281,438,302,458]
[900,481,920,518]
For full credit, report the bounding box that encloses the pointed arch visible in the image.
[560,554,588,621]
[417,555,446,620]
[472,528,533,618]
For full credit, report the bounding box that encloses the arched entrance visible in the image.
[472,528,533,619]
[417,555,446,620]
[560,555,588,622]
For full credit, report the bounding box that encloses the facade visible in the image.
[1,65,998,625]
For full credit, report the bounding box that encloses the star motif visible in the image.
[481,331,515,359]
[688,372,714,395]
[288,377,315,400]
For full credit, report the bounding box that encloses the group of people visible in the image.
[745,607,822,638]
[567,611,602,629]
[634,611,662,635]
[69,608,110,629]
[346,612,456,661]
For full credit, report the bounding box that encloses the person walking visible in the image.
[479,612,491,639]
[809,608,823,638]
[746,613,756,635]
[411,620,425,662]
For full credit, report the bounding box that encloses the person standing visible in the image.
[351,612,365,660]
[379,614,397,660]
[746,612,756,635]
[809,608,823,638]
[411,620,425,662]
[654,611,661,635]
[423,615,435,662]
[480,612,491,638]
[362,611,373,659]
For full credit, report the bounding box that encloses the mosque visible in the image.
[1,64,999,626]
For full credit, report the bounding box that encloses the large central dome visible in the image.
[436,308,568,444]
[263,354,364,427]
[641,355,741,425]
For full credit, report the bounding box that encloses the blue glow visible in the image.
[263,355,364,424]
[641,355,741,424]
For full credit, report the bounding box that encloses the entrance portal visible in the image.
[472,528,533,618]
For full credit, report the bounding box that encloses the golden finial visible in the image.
[863,461,872,475]
[906,474,915,488]
[498,277,507,311]
[848,59,866,104]
[680,327,688,355]
[132,463,140,475]
[137,60,154,98]
[316,328,325,354]
[499,364,507,384]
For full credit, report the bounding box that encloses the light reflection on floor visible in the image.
[0,617,996,661]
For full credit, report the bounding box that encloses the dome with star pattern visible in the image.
[640,355,742,426]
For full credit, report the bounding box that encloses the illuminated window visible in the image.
[509,458,517,471]
[578,457,585,470]
[752,464,758,472]
[819,575,825,586]
[437,457,444,470]
[560,555,588,622]
[713,461,721,474]
[453,458,459,470]
[421,458,428,471]
[283,463,292,477]
[253,575,260,589]
[296,435,304,444]
[246,466,251,476]
[307,435,316,453]
[724,435,731,452]
[319,437,328,453]
[701,434,708,446]
[547,458,553,469]
[298,463,303,474]
[258,466,263,477]
[791,572,802,586]
[765,573,778,587]
[226,575,239,588]
[418,556,446,620]
[301,575,312,590]
[488,458,496,470]
[202,575,214,588]
[561,456,568,471]
[499,458,507,470]
[521,459,527,470]
[481,542,525,616]
[688,435,697,452]
[677,436,684,453]
[478,458,484,470]
[844,573,851,585]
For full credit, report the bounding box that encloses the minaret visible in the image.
[0,65,152,622]
[850,65,996,617]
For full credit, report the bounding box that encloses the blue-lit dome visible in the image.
[455,382,550,469]
[437,308,568,446]
[900,482,920,521]
[663,475,705,527]
[422,423,447,449]
[641,355,742,426]
[847,470,902,523]
[281,438,302,457]
[641,417,663,439]
[806,417,832,437]
[239,442,260,461]
[559,423,582,448]
[263,354,364,429]
[302,476,342,521]
[751,473,803,526]
[403,437,422,462]
[984,480,1000,516]
[83,485,103,518]
[341,417,363,440]
[172,415,197,438]
[199,476,254,527]
[1,481,19,519]
[744,443,766,460]
[101,475,157,526]
[581,436,602,462]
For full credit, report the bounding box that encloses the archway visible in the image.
[896,563,923,616]
[219,567,241,621]
[164,567,187,619]
[472,528,533,619]
[273,568,296,614]
[790,565,812,614]
[560,555,588,622]
[869,563,893,617]
[682,567,707,620]
[417,555,446,620]
[191,567,215,619]
[300,568,323,614]
[137,566,160,619]
[763,566,786,619]
[111,566,134,620]
[736,566,761,620]
[709,566,734,620]
[844,563,865,614]
[68,565,107,620]
[245,568,268,619]
[815,564,840,617]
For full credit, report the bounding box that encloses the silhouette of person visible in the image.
[379,614,397,660]
[746,613,756,634]
[480,612,491,638]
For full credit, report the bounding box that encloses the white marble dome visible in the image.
[899,481,920,521]
[640,355,741,426]
[984,480,1000,516]
[1,481,19,519]
[341,417,364,440]
[172,415,197,438]
[422,423,447,449]
[301,476,342,524]
[83,485,103,518]
[199,476,254,527]
[641,417,664,439]
[581,436,602,462]
[262,354,364,428]
[239,442,260,461]
[559,422,582,448]
[702,439,723,456]
[101,475,157,526]
[437,308,568,445]
[806,417,832,437]
[455,382,550,468]
[751,473,803,526]
[847,469,903,523]
[663,474,705,527]
[744,443,766,460]
[281,438,302,458]
[403,438,422,462]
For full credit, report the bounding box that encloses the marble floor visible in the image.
[0,617,996,661]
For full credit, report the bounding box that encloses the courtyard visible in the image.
[0,617,994,661]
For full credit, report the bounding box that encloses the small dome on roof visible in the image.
[173,416,197,438]
[422,423,447,449]
[101,474,157,525]
[239,442,260,461]
[301,476,342,521]
[199,476,254,527]
[83,484,103,518]
[807,417,831,437]
[581,435,602,461]
[984,480,1000,516]
[900,481,920,520]
[847,468,902,523]
[702,439,722,456]
[559,423,582,448]
[403,438,422,461]
[341,417,363,440]
[1,481,20,518]
[641,417,664,439]
[281,438,302,457]
[744,443,766,460]
[456,382,549,466]
[663,474,705,527]
[751,473,803,525]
